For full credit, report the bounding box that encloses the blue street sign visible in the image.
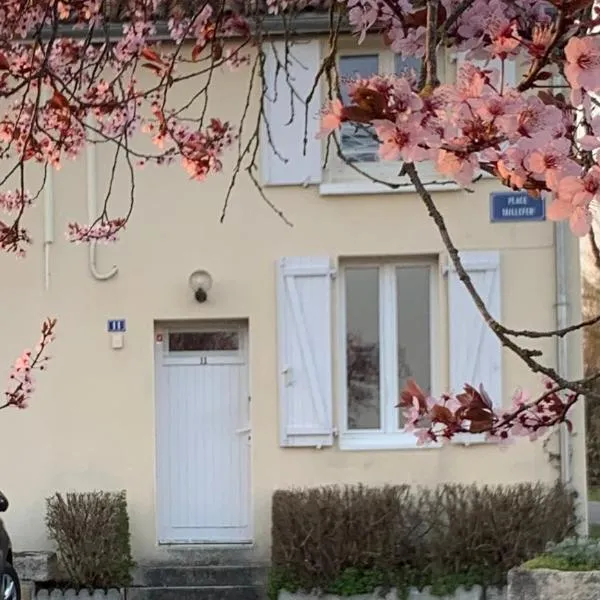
[490,191,546,223]
[107,319,126,333]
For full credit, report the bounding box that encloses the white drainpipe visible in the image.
[43,161,54,290]
[42,86,54,290]
[86,116,118,281]
[555,218,571,486]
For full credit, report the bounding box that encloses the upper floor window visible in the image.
[321,43,444,192]
[339,52,422,164]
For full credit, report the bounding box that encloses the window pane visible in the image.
[396,266,431,428]
[339,54,379,103]
[339,55,379,163]
[394,54,422,78]
[345,267,381,430]
[168,331,239,352]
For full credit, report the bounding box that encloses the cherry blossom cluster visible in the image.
[0,1,251,252]
[67,218,127,243]
[399,378,578,446]
[319,0,600,237]
[321,50,600,236]
[3,318,56,410]
[1,0,599,431]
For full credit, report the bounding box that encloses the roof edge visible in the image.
[33,12,350,43]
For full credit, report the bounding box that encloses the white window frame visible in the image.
[321,40,457,197]
[338,257,440,450]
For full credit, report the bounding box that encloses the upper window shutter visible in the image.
[261,40,322,186]
[446,251,502,445]
[277,256,334,447]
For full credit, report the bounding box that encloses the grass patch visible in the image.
[523,556,596,571]
[523,537,600,572]
[589,487,600,502]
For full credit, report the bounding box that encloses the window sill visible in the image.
[339,432,441,451]
[319,165,496,197]
[319,180,461,197]
[451,433,489,446]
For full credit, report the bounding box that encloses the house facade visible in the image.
[0,29,588,563]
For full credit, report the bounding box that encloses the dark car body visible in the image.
[0,492,20,600]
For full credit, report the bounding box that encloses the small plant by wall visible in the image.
[523,537,600,571]
[270,483,577,599]
[45,490,135,590]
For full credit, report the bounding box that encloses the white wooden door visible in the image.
[155,325,251,544]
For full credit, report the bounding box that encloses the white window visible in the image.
[338,53,422,164]
[321,43,447,195]
[339,258,439,450]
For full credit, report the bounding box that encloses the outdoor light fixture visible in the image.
[188,269,213,303]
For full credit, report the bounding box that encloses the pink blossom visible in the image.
[496,148,529,188]
[525,138,579,190]
[436,149,478,185]
[488,20,520,59]
[373,117,435,163]
[318,99,344,138]
[564,36,600,92]
[547,167,600,236]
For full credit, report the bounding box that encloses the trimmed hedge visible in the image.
[46,490,135,589]
[270,483,577,597]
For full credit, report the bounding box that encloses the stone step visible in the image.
[135,566,267,588]
[127,586,264,600]
[146,548,256,567]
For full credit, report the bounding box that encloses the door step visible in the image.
[129,564,268,600]
[134,566,266,588]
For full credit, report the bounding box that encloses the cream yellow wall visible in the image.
[0,38,586,562]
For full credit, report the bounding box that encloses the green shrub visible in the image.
[46,490,135,589]
[270,482,577,597]
[524,537,600,571]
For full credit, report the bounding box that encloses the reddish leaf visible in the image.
[142,62,163,76]
[468,420,492,434]
[212,42,223,61]
[341,105,376,124]
[455,392,472,406]
[351,88,388,117]
[0,53,9,71]
[48,90,70,112]
[461,405,494,422]
[191,43,206,62]
[141,47,163,64]
[431,404,454,424]
[464,383,493,409]
[399,378,427,409]
[536,71,553,81]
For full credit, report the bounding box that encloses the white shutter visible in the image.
[277,256,334,447]
[446,251,502,445]
[261,39,322,186]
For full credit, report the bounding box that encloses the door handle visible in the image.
[236,426,251,434]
